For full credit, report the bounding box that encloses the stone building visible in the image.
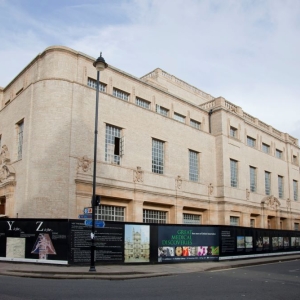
[0,45,299,230]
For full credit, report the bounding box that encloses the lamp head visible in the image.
[93,52,108,71]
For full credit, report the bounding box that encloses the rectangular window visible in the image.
[156,105,169,117]
[95,205,125,221]
[183,213,201,224]
[247,136,256,147]
[189,150,199,182]
[87,77,106,92]
[293,180,298,201]
[143,209,167,223]
[276,149,282,159]
[230,216,239,226]
[136,97,150,109]
[294,223,299,231]
[265,171,271,195]
[105,124,122,165]
[278,176,284,199]
[113,88,129,101]
[173,112,185,123]
[230,126,237,138]
[250,219,255,228]
[249,166,256,192]
[152,139,164,174]
[293,155,298,165]
[230,159,238,187]
[17,120,24,160]
[190,119,201,130]
[262,143,270,154]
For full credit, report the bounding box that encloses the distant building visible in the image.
[0,46,299,230]
[124,227,149,260]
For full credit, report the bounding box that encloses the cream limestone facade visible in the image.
[0,45,300,230]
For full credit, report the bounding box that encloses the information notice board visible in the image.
[69,221,124,264]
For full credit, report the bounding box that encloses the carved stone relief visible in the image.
[286,198,291,210]
[246,189,250,200]
[0,145,15,184]
[176,176,182,190]
[133,166,144,183]
[261,195,281,210]
[208,183,214,196]
[77,156,92,173]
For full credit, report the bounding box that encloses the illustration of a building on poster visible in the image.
[124,225,150,263]
[31,233,56,260]
[237,236,245,248]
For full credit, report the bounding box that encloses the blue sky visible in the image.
[1,0,300,140]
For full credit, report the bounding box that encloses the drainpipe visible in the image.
[208,109,213,133]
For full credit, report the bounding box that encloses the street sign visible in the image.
[84,220,105,228]
[78,214,92,219]
[84,207,92,214]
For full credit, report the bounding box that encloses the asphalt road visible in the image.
[1,260,300,300]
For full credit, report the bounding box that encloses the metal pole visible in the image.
[89,70,100,272]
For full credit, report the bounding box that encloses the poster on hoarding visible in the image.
[157,226,219,262]
[0,219,68,262]
[124,224,150,263]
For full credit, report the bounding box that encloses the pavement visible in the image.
[0,254,299,280]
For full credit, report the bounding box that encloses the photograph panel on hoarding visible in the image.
[124,224,150,263]
[272,237,279,250]
[263,237,270,249]
[245,236,253,249]
[237,236,245,249]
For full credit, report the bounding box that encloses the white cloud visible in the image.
[1,0,300,140]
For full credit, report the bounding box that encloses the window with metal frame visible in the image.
[105,124,124,165]
[152,139,164,174]
[230,216,239,226]
[265,171,271,195]
[230,126,237,138]
[190,119,201,130]
[247,136,256,147]
[262,143,270,154]
[17,120,24,160]
[136,97,150,109]
[113,88,129,101]
[249,166,256,192]
[293,155,298,165]
[230,159,238,187]
[156,105,169,117]
[276,149,282,159]
[293,180,298,201]
[143,209,167,223]
[173,112,185,123]
[95,205,125,221]
[294,223,299,231]
[87,77,106,92]
[189,150,199,182]
[183,213,201,224]
[278,175,284,199]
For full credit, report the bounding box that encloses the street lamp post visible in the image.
[89,52,108,272]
